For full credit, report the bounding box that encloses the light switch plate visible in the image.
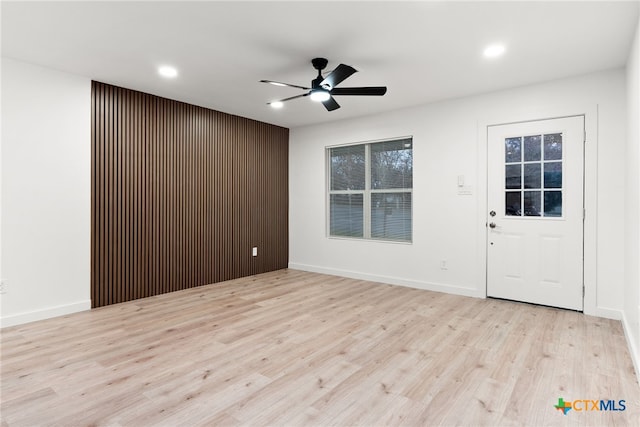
[458,186,473,195]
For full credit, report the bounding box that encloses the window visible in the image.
[504,133,563,217]
[328,138,413,242]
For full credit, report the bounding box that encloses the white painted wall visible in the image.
[1,58,91,327]
[0,55,632,342]
[290,68,627,319]
[624,16,640,380]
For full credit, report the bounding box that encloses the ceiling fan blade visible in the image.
[260,80,310,90]
[268,93,309,104]
[330,87,387,96]
[320,64,357,89]
[322,96,340,111]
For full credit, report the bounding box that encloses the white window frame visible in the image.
[326,136,413,243]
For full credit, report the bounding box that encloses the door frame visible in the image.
[486,116,585,310]
[476,104,609,318]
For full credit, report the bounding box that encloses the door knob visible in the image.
[489,222,497,229]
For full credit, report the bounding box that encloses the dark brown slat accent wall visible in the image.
[91,81,289,308]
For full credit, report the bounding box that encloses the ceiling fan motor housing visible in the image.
[311,57,328,71]
[311,58,328,89]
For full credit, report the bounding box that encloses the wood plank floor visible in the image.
[1,269,639,426]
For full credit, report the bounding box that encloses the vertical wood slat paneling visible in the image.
[91,81,289,308]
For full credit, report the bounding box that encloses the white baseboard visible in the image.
[1,300,91,328]
[288,262,484,299]
[621,310,640,386]
[583,306,623,320]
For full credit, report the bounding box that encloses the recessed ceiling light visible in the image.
[270,101,284,109]
[483,44,506,58]
[158,65,178,78]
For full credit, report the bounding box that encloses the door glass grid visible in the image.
[505,133,563,217]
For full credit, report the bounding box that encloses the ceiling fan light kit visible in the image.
[309,89,330,102]
[261,57,387,111]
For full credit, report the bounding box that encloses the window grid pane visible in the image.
[371,193,412,241]
[330,145,365,191]
[330,194,363,237]
[544,133,563,160]
[371,139,413,189]
[523,135,542,161]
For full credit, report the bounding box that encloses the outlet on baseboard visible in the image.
[252,247,258,257]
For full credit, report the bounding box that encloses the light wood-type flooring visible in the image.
[1,269,639,426]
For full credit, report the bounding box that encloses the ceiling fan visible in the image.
[260,57,387,111]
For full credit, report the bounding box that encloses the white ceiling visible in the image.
[2,1,639,128]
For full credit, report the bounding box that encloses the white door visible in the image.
[487,116,584,310]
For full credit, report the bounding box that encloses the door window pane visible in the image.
[523,191,541,216]
[505,192,521,216]
[523,163,541,189]
[523,135,541,161]
[505,137,521,163]
[544,191,562,217]
[330,194,363,237]
[505,164,521,189]
[544,162,562,188]
[544,133,562,160]
[504,132,565,218]
[371,193,411,241]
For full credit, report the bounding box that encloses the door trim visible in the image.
[476,105,617,319]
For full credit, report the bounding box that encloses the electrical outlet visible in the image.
[252,247,258,257]
[0,280,7,294]
[440,260,448,270]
